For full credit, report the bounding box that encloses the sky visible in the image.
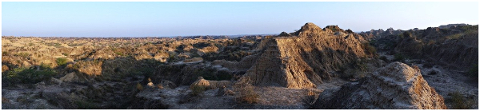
[2,2,479,37]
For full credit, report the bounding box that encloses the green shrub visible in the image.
[190,85,206,96]
[190,51,201,57]
[15,52,29,58]
[158,64,185,74]
[194,68,232,81]
[362,42,377,56]
[74,100,98,109]
[128,59,163,77]
[176,45,185,53]
[193,42,211,49]
[393,53,406,62]
[40,63,52,69]
[446,33,464,40]
[4,67,57,85]
[2,51,8,56]
[54,43,61,47]
[355,61,368,72]
[460,25,478,33]
[194,68,216,80]
[115,52,124,56]
[450,91,475,109]
[56,58,68,66]
[467,64,478,82]
[216,70,232,80]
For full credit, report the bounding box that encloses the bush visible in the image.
[302,89,318,108]
[15,52,29,59]
[235,82,259,104]
[176,45,185,53]
[355,60,368,72]
[362,42,377,56]
[40,63,52,69]
[467,64,478,82]
[446,33,464,40]
[4,67,57,85]
[136,83,143,91]
[216,70,232,80]
[393,53,406,62]
[450,91,475,109]
[2,51,8,56]
[74,100,98,109]
[379,56,388,62]
[56,58,68,66]
[239,85,258,104]
[115,52,124,56]
[54,43,61,47]
[190,85,206,96]
[193,42,211,49]
[341,69,355,79]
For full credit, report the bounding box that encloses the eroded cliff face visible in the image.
[239,23,371,89]
[212,54,260,72]
[366,25,478,72]
[315,62,447,109]
[419,27,478,70]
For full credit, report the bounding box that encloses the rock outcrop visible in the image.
[359,28,403,40]
[419,26,478,71]
[212,54,260,72]
[363,24,478,72]
[238,23,372,89]
[314,62,447,109]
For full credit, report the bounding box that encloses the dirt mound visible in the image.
[239,23,371,89]
[294,22,324,37]
[315,62,446,109]
[323,25,344,32]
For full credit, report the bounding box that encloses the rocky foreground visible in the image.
[316,62,446,109]
[2,23,478,109]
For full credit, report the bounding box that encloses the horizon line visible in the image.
[3,23,477,38]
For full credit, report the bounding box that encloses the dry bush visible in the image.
[2,65,9,72]
[302,89,319,108]
[450,91,475,109]
[190,77,232,89]
[190,85,206,96]
[233,78,259,104]
[361,42,377,56]
[157,84,164,89]
[136,83,143,91]
[72,60,103,76]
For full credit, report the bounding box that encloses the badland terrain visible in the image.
[1,23,478,109]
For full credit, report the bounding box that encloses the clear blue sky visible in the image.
[2,2,479,37]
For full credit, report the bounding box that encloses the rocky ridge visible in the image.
[315,62,447,109]
[239,23,372,89]
[2,23,476,109]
